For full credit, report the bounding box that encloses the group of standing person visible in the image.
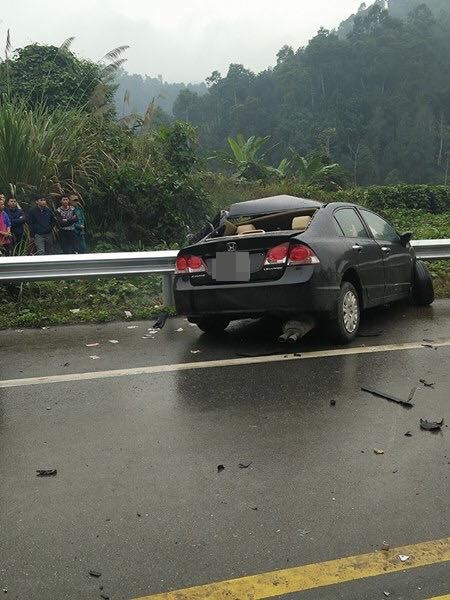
[0,194,87,256]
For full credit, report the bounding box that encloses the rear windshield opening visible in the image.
[221,208,318,237]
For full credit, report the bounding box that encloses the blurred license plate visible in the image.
[212,252,250,281]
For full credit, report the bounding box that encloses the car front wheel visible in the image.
[329,281,360,343]
[412,260,434,306]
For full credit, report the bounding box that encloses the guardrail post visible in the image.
[162,273,175,306]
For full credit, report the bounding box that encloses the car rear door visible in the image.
[333,207,385,303]
[358,209,413,299]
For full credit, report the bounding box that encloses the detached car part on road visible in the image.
[174,195,434,342]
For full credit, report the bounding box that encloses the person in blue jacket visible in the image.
[5,197,26,252]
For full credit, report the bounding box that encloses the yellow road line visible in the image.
[133,537,450,600]
[1,339,449,389]
[427,596,450,599]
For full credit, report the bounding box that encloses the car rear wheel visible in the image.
[195,317,230,334]
[412,260,434,306]
[329,281,360,343]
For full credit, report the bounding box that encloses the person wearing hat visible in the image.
[28,195,57,255]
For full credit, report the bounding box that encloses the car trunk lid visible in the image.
[182,232,300,285]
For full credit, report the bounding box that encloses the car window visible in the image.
[334,209,368,238]
[360,210,399,243]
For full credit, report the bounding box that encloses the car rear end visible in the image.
[174,231,337,321]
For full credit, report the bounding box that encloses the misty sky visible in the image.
[2,0,364,82]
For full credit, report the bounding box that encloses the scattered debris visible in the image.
[421,343,435,349]
[361,386,413,408]
[108,340,119,344]
[46,406,51,411]
[85,343,100,347]
[137,513,142,517]
[89,356,100,360]
[15,329,23,333]
[190,350,202,354]
[69,308,80,314]
[294,352,302,357]
[147,329,159,334]
[330,399,336,406]
[41,326,48,330]
[239,461,252,469]
[398,555,410,562]
[298,530,310,537]
[142,335,155,340]
[404,431,413,437]
[383,592,391,597]
[373,448,385,455]
[217,464,225,473]
[251,507,258,511]
[36,469,57,477]
[408,387,417,403]
[420,418,443,432]
[127,325,139,329]
[63,362,70,367]
[100,594,110,600]
[124,310,132,318]
[89,570,101,578]
[176,327,184,332]
[419,378,435,388]
[381,542,390,551]
[422,338,434,343]
[152,313,169,329]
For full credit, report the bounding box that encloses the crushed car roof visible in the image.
[228,195,323,216]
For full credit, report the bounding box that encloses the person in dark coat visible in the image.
[69,194,87,253]
[5,198,26,252]
[28,196,57,255]
[56,196,78,254]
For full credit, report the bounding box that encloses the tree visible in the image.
[213,134,272,180]
[289,152,345,189]
[0,40,128,114]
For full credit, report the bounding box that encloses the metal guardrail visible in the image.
[0,240,448,305]
[0,251,178,304]
[409,239,450,261]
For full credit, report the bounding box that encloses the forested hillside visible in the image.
[173,3,449,185]
[114,72,207,117]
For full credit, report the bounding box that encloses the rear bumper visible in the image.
[174,267,339,319]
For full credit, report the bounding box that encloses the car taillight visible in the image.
[264,243,289,265]
[288,244,320,265]
[175,255,206,274]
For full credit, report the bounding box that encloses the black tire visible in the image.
[329,281,361,343]
[412,260,434,306]
[196,317,230,334]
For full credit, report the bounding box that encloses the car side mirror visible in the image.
[400,231,412,246]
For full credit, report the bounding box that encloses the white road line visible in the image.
[1,340,449,389]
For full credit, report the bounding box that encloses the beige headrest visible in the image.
[236,223,265,235]
[236,224,256,234]
[292,216,311,231]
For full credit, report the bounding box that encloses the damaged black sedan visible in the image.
[174,195,434,342]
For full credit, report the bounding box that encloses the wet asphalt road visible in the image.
[0,300,449,600]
